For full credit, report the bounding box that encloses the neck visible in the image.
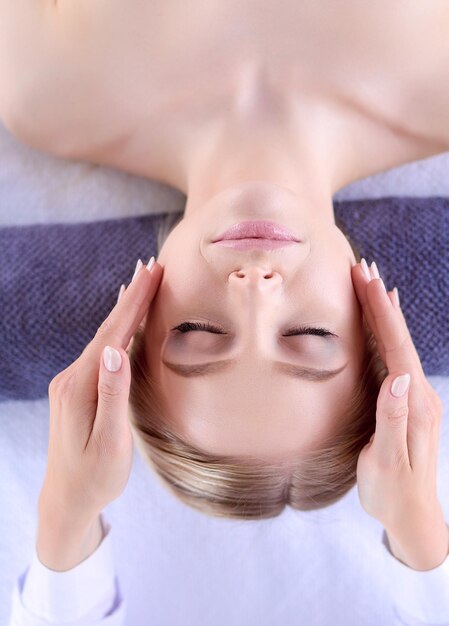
[176,98,347,224]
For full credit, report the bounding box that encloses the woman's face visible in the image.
[144,183,366,462]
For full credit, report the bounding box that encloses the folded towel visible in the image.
[0,196,447,402]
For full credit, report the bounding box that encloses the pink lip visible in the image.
[212,220,300,243]
[213,239,298,250]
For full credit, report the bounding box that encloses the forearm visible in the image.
[385,505,449,571]
[37,497,104,572]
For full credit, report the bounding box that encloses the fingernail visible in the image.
[393,286,400,307]
[370,261,380,280]
[146,256,155,272]
[116,283,126,304]
[131,258,143,283]
[360,258,371,281]
[391,373,411,397]
[378,278,387,292]
[103,346,122,372]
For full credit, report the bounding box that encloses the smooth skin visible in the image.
[2,0,449,465]
[353,264,448,570]
[37,261,163,571]
[37,258,448,572]
[1,0,447,572]
[145,182,367,461]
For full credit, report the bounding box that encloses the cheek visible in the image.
[318,238,355,296]
[162,218,207,264]
[158,234,220,301]
[150,258,216,324]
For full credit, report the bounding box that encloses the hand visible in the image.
[38,258,163,528]
[351,260,445,538]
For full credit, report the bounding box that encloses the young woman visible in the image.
[2,1,448,623]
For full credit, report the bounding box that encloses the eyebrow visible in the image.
[161,358,348,381]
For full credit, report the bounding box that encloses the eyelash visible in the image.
[172,321,335,337]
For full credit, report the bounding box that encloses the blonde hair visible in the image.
[128,213,388,519]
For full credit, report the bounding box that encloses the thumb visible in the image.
[371,372,411,465]
[94,345,131,442]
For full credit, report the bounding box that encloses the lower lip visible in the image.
[213,239,299,250]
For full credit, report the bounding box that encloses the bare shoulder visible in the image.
[391,1,449,150]
[0,0,161,160]
[328,1,449,153]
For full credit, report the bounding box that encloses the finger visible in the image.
[365,274,439,466]
[365,275,425,379]
[77,258,163,392]
[351,259,372,311]
[93,345,131,444]
[404,379,442,471]
[371,371,411,468]
[117,284,134,353]
[388,290,397,309]
[351,260,385,357]
[125,336,134,354]
[118,286,147,355]
[391,286,400,310]
[117,283,126,305]
[99,258,162,349]
[100,257,161,348]
[352,259,424,378]
[351,260,383,337]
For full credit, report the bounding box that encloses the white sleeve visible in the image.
[382,528,449,626]
[8,513,127,626]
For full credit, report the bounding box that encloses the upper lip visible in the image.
[212,220,301,242]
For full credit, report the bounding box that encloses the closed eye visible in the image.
[172,321,226,334]
[172,321,337,337]
[283,326,337,337]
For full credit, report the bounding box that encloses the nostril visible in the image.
[232,269,279,280]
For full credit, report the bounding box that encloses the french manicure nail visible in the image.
[360,258,371,281]
[378,278,387,292]
[393,286,400,307]
[131,258,143,283]
[116,283,126,304]
[146,256,155,272]
[370,261,380,280]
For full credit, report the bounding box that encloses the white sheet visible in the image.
[1,119,448,626]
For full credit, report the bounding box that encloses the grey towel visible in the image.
[0,196,447,402]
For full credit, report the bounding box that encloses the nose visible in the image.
[228,266,283,289]
[227,267,283,355]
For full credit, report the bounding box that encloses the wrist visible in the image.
[385,506,449,571]
[37,500,105,571]
[38,482,100,529]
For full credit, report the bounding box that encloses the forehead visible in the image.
[152,355,361,460]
